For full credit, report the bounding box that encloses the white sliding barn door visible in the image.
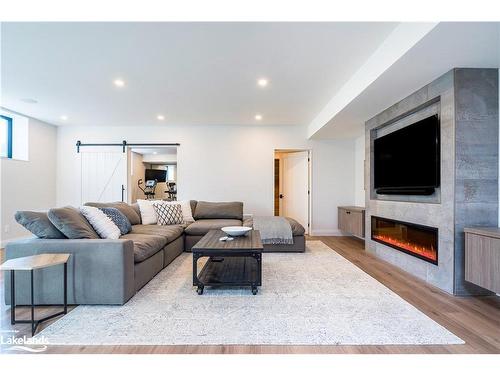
[80,149,127,204]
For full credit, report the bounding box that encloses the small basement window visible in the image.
[0,110,29,161]
[0,115,13,158]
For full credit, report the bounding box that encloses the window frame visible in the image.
[0,114,13,159]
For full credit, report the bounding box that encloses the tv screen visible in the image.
[145,169,167,183]
[374,114,440,194]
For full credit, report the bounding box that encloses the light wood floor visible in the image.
[1,237,499,354]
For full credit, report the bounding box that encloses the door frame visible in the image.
[274,148,312,235]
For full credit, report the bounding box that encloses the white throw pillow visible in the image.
[178,200,195,224]
[136,199,162,225]
[80,206,121,239]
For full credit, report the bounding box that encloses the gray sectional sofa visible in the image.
[5,200,305,306]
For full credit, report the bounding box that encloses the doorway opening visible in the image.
[128,146,178,203]
[274,149,311,234]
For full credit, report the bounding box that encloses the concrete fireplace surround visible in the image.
[365,68,499,296]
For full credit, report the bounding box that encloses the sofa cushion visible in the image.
[242,216,253,228]
[190,200,197,216]
[48,206,100,239]
[85,202,141,225]
[286,217,306,236]
[193,201,243,220]
[120,233,167,263]
[131,224,184,243]
[131,203,141,223]
[15,211,67,239]
[185,219,243,236]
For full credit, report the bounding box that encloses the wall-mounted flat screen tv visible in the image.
[374,114,440,195]
[145,169,167,183]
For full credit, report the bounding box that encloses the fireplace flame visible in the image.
[372,234,437,262]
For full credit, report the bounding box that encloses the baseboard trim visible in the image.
[310,229,344,236]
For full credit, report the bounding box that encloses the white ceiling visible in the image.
[311,22,500,139]
[0,22,398,127]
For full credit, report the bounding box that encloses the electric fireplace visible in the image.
[371,216,438,265]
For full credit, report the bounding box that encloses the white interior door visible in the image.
[282,151,309,233]
[80,150,127,204]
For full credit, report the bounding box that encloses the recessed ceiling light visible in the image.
[257,78,268,87]
[20,98,38,104]
[113,79,125,87]
[60,115,68,121]
[157,115,165,121]
[153,152,158,155]
[255,114,263,121]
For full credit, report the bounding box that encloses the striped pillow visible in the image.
[79,206,121,239]
[98,207,132,235]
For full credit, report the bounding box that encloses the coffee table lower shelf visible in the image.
[194,256,261,295]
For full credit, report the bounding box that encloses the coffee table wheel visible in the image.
[252,286,258,295]
[197,286,204,295]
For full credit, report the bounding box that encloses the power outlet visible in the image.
[4,225,10,233]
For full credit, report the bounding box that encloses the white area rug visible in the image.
[37,241,463,345]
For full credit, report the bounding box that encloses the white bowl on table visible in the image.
[221,226,252,237]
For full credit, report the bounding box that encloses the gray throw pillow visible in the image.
[98,207,132,234]
[15,211,66,239]
[189,200,197,215]
[85,202,141,225]
[48,206,100,239]
[194,201,243,220]
[130,203,142,224]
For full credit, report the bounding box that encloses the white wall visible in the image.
[57,124,356,235]
[354,134,365,207]
[0,117,58,246]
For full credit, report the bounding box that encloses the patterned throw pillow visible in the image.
[152,202,184,225]
[98,207,132,235]
[79,206,121,240]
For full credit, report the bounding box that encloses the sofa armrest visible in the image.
[242,217,253,227]
[4,238,135,305]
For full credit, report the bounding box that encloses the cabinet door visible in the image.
[465,233,500,293]
[349,211,364,237]
[338,208,347,232]
[338,208,365,237]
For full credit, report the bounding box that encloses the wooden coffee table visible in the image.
[192,229,263,295]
